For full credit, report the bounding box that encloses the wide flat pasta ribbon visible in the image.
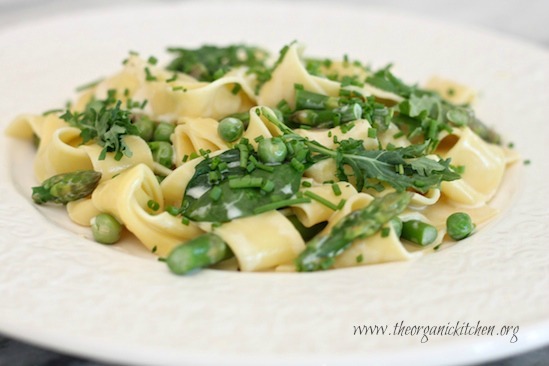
[92,164,203,256]
[212,210,305,271]
[438,127,506,206]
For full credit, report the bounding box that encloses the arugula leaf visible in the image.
[60,93,140,161]
[261,107,461,194]
[366,65,501,145]
[335,139,460,193]
[365,65,415,97]
[181,149,302,222]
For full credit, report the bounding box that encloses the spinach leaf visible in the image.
[181,149,302,222]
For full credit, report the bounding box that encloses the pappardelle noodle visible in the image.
[6,42,519,274]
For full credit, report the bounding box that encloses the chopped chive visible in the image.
[145,67,157,81]
[172,86,187,92]
[337,199,347,210]
[238,143,249,168]
[42,108,64,116]
[209,186,222,201]
[229,175,264,189]
[182,155,189,163]
[231,83,242,95]
[331,183,342,196]
[166,206,181,216]
[209,156,220,170]
[255,162,274,173]
[339,88,351,97]
[166,73,178,82]
[294,83,304,90]
[304,190,339,211]
[152,245,158,253]
[147,56,158,65]
[208,171,221,183]
[75,78,103,92]
[301,181,312,188]
[356,254,364,263]
[393,131,405,139]
[290,158,305,172]
[261,179,275,193]
[140,99,148,109]
[368,128,377,139]
[381,227,390,237]
[248,156,274,172]
[217,161,228,172]
[199,148,211,157]
[253,197,311,214]
[507,142,514,149]
[147,200,160,211]
[340,122,355,134]
[524,159,531,165]
[181,216,190,225]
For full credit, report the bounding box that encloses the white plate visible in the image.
[0,2,548,365]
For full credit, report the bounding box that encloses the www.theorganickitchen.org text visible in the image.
[353,321,519,343]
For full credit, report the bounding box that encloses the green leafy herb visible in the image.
[181,148,303,222]
[60,91,140,161]
[261,107,460,193]
[366,65,501,145]
[166,44,270,82]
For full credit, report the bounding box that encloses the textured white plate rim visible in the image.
[0,2,548,366]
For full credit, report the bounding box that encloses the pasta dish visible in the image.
[5,42,518,274]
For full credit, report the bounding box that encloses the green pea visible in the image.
[153,122,175,142]
[133,115,155,141]
[257,137,288,164]
[446,212,475,240]
[217,117,244,142]
[401,220,438,246]
[91,213,122,245]
[149,141,173,168]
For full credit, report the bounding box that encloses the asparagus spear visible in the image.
[295,89,340,110]
[166,233,234,275]
[32,170,102,204]
[290,103,362,127]
[468,117,501,145]
[295,191,411,272]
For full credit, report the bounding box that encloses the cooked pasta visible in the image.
[6,42,517,274]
